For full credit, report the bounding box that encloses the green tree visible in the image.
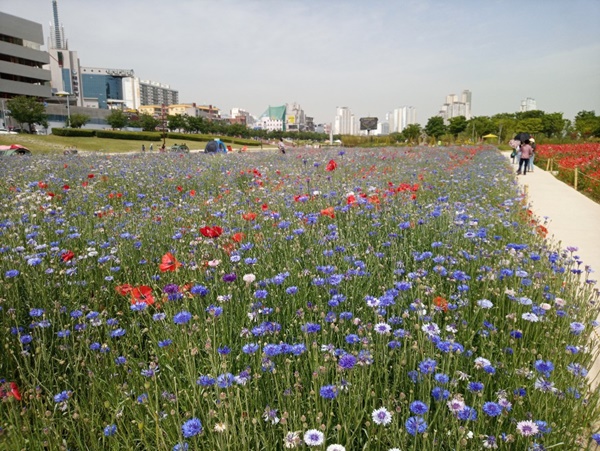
[574,111,599,139]
[540,112,566,138]
[106,110,129,129]
[167,114,186,132]
[516,118,543,136]
[448,116,468,138]
[467,116,495,141]
[138,113,160,132]
[424,116,446,139]
[68,113,90,129]
[6,96,48,133]
[402,124,421,143]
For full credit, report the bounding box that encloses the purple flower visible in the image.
[409,400,429,415]
[301,323,321,333]
[482,402,502,417]
[319,385,338,399]
[222,273,237,283]
[405,416,427,435]
[173,311,192,324]
[338,353,357,370]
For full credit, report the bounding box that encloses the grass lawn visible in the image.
[0,134,273,154]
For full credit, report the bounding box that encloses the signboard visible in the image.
[360,117,378,131]
[287,115,296,125]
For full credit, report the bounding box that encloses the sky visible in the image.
[3,0,600,124]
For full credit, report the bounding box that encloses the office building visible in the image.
[286,102,306,132]
[0,12,51,101]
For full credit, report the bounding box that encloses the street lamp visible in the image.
[56,91,71,127]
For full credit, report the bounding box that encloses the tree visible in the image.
[167,114,186,132]
[68,113,90,129]
[516,118,543,136]
[424,116,446,139]
[106,110,129,129]
[138,113,160,132]
[574,111,599,139]
[447,116,468,138]
[402,124,421,143]
[540,112,566,138]
[467,116,495,141]
[6,96,48,133]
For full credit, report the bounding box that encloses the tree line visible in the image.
[5,96,600,143]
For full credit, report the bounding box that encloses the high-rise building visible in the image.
[334,107,356,135]
[439,89,471,123]
[46,0,82,104]
[0,12,51,102]
[390,106,417,133]
[286,102,306,132]
[520,98,537,112]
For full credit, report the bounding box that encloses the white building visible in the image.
[334,106,357,135]
[439,89,471,123]
[520,98,537,112]
[390,106,417,133]
[256,117,284,132]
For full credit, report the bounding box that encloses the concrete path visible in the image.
[504,152,600,391]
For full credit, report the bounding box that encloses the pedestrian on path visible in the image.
[150,143,153,152]
[142,144,146,153]
[278,138,286,154]
[517,140,532,175]
[528,138,536,172]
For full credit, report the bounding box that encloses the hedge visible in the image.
[51,128,96,137]
[95,130,162,141]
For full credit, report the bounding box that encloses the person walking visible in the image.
[517,140,533,175]
[142,144,146,153]
[528,138,536,172]
[278,138,286,154]
[149,143,153,152]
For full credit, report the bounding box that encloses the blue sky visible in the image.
[3,0,600,124]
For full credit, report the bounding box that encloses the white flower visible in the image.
[304,429,325,446]
[516,420,539,437]
[326,445,346,451]
[521,312,539,322]
[374,322,392,334]
[208,259,221,267]
[474,357,491,369]
[540,303,552,310]
[477,299,493,309]
[371,407,393,426]
[242,273,256,284]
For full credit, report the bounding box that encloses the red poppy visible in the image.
[326,160,338,171]
[9,382,21,401]
[159,252,182,272]
[320,207,335,218]
[177,186,183,192]
[232,232,245,243]
[346,194,357,205]
[200,226,223,238]
[433,296,449,312]
[87,174,94,179]
[115,284,133,296]
[61,250,75,262]
[189,190,196,196]
[131,286,155,305]
[62,185,70,190]
[261,203,268,211]
[47,192,55,198]
[37,181,47,189]
[242,212,257,221]
[82,182,89,187]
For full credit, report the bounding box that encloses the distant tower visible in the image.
[47,0,82,104]
[51,0,64,49]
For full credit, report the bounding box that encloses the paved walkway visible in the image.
[504,152,600,391]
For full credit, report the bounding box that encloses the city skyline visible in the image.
[2,0,600,123]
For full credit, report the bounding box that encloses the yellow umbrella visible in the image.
[482,134,498,139]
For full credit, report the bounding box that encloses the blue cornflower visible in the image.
[173,443,189,451]
[153,313,166,321]
[196,375,215,386]
[431,386,450,401]
[301,323,321,333]
[468,382,484,392]
[158,339,173,348]
[103,424,117,436]
[338,354,357,370]
[216,373,234,388]
[409,400,429,415]
[5,269,19,278]
[285,286,298,295]
[534,360,554,377]
[319,385,338,399]
[53,391,70,403]
[115,356,126,365]
[405,416,427,435]
[434,373,449,384]
[110,328,126,338]
[29,308,45,317]
[242,343,259,354]
[345,334,360,344]
[418,358,437,374]
[190,285,209,296]
[19,334,33,344]
[181,418,202,438]
[457,406,477,421]
[173,311,192,325]
[570,322,585,335]
[217,346,230,355]
[482,402,502,417]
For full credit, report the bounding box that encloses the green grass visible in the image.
[0,134,273,154]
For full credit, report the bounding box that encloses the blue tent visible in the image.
[204,139,227,153]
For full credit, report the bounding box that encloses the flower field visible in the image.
[534,143,600,202]
[1,147,599,450]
